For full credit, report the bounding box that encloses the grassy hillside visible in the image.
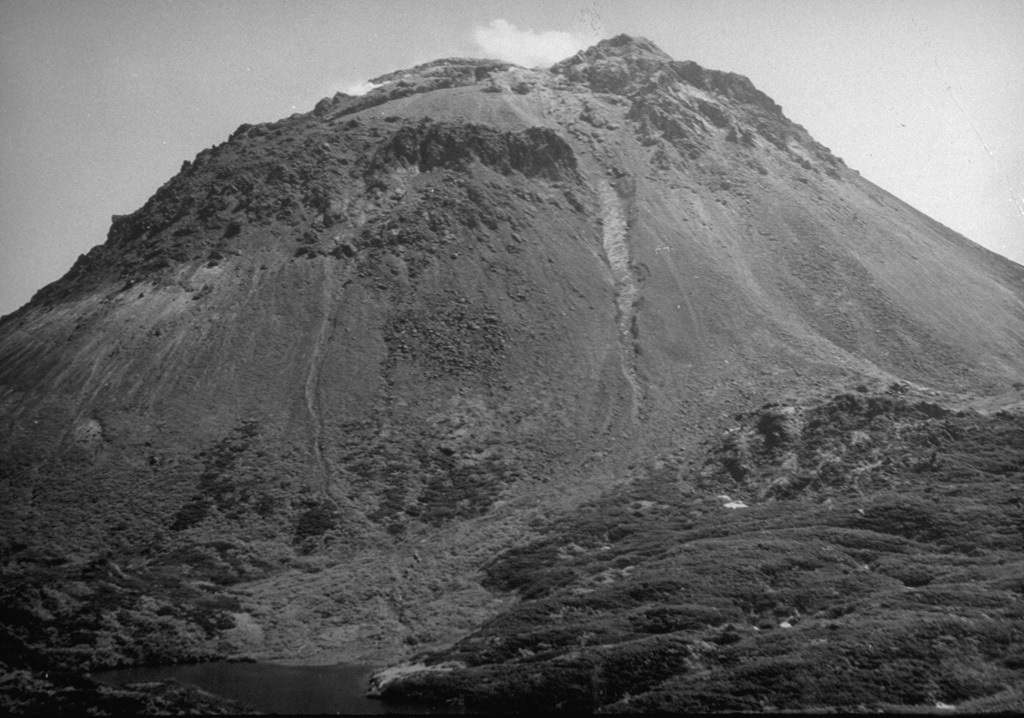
[371,387,1024,713]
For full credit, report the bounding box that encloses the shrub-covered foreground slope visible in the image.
[371,387,1024,713]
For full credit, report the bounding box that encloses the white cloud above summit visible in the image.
[471,19,590,68]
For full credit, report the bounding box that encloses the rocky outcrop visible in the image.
[370,122,577,181]
[553,35,782,117]
[552,34,674,94]
[313,58,516,119]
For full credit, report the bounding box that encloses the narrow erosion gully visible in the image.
[596,178,643,424]
[305,262,343,497]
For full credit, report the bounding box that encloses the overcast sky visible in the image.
[1,0,1021,318]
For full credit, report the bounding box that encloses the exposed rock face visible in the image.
[1,35,1023,711]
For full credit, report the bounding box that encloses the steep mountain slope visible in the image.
[1,35,1023,711]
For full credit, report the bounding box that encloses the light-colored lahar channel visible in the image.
[597,179,642,419]
[305,264,334,494]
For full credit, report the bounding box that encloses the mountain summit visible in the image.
[2,37,1023,713]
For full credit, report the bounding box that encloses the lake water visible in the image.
[96,661,437,714]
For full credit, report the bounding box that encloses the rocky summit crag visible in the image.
[2,36,1023,713]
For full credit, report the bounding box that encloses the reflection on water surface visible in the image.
[98,661,436,714]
